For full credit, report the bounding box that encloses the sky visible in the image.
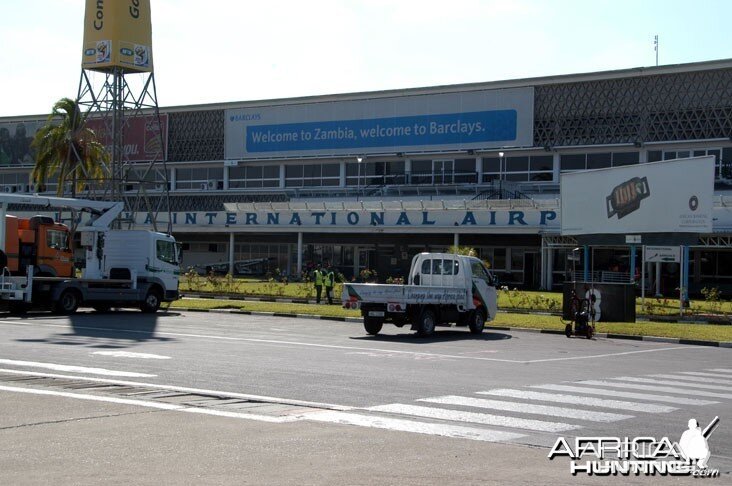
[1,0,732,117]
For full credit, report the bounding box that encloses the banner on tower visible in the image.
[82,0,154,72]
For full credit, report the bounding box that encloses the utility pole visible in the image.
[654,35,659,66]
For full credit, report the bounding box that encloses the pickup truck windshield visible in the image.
[470,261,492,284]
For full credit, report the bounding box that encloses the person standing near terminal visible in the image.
[324,264,335,305]
[313,263,323,304]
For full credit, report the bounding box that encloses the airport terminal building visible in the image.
[2,58,732,293]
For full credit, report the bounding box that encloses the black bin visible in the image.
[562,282,636,323]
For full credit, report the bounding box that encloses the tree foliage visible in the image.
[31,97,109,196]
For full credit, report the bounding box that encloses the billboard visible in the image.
[225,87,534,159]
[0,120,45,166]
[0,115,167,166]
[82,0,153,72]
[560,157,715,235]
[86,114,168,162]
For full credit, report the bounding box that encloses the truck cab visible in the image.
[4,215,74,277]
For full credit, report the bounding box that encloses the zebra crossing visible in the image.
[300,367,732,443]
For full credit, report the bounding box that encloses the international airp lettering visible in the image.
[134,210,558,228]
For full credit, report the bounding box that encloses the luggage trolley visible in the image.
[564,289,596,339]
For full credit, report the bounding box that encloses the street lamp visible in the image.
[498,151,505,197]
[356,156,363,199]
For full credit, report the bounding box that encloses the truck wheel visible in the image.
[417,309,436,336]
[55,290,81,315]
[363,317,383,335]
[140,288,162,313]
[468,310,486,334]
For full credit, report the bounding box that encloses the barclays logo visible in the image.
[230,113,262,122]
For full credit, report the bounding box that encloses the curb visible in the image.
[181,295,732,325]
[171,307,731,348]
[482,325,732,348]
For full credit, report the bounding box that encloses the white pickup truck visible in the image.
[342,252,498,336]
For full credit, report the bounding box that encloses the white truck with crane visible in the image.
[342,252,499,336]
[0,194,180,314]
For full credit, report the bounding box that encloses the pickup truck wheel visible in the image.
[468,310,486,334]
[140,289,162,313]
[417,309,436,336]
[363,317,383,335]
[55,289,81,315]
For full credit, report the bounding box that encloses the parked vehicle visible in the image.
[202,257,274,276]
[342,252,498,336]
[3,214,74,278]
[0,194,180,314]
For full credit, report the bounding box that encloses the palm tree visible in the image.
[31,97,109,197]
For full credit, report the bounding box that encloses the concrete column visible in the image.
[546,247,554,290]
[453,233,459,248]
[223,165,230,190]
[353,246,360,277]
[279,164,286,189]
[170,168,177,191]
[286,244,292,277]
[629,245,636,283]
[296,232,303,278]
[539,244,545,290]
[339,160,346,188]
[638,148,648,163]
[228,233,235,275]
[552,153,560,183]
[404,159,411,184]
[583,245,590,281]
[476,157,483,184]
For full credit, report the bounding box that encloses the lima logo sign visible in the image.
[606,176,651,220]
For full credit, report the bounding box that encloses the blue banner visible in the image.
[245,110,516,153]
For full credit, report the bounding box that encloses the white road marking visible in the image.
[92,351,171,360]
[0,319,689,364]
[418,396,633,422]
[301,410,525,442]
[531,384,718,406]
[647,373,732,385]
[577,380,732,400]
[0,385,295,423]
[477,389,677,413]
[519,347,688,364]
[0,368,352,411]
[607,376,732,391]
[677,371,732,379]
[367,403,579,433]
[0,359,156,378]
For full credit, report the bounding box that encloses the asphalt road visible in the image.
[0,310,730,485]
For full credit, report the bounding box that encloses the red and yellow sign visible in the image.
[82,0,153,73]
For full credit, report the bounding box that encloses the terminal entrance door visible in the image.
[524,252,540,289]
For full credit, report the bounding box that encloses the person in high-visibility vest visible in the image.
[313,264,323,304]
[324,264,335,305]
